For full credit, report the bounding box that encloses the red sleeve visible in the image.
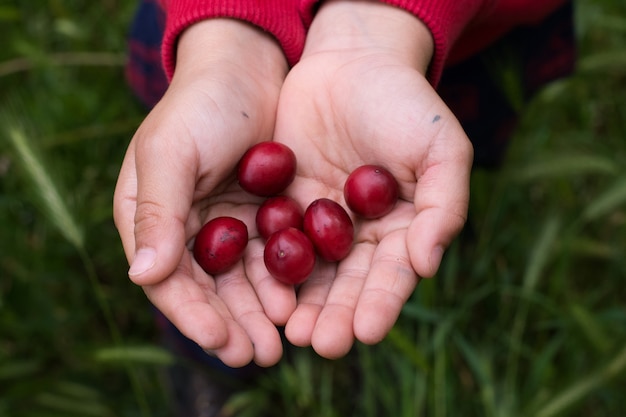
[377,0,483,85]
[159,0,306,79]
[300,0,568,86]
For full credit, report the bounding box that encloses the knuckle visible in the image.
[133,200,169,235]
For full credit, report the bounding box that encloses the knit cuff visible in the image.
[380,0,483,85]
[300,0,483,86]
[161,0,306,80]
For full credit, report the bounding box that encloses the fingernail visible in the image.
[430,245,445,276]
[128,248,156,277]
[202,349,218,358]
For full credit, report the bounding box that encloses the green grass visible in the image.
[1,0,625,416]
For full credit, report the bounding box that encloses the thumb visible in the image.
[408,127,473,278]
[114,136,195,286]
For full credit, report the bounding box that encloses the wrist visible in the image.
[304,0,434,74]
[174,18,288,85]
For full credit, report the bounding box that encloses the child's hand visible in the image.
[113,19,293,367]
[274,0,474,358]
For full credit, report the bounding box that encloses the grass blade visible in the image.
[433,342,448,417]
[569,303,612,353]
[0,51,125,77]
[0,359,41,380]
[94,345,175,366]
[535,344,626,417]
[505,216,560,399]
[514,154,617,182]
[579,51,626,73]
[386,326,429,372]
[582,174,626,221]
[6,125,84,249]
[454,334,497,417]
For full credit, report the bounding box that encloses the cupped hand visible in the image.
[113,20,295,367]
[275,0,474,358]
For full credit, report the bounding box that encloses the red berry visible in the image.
[193,216,248,275]
[237,141,297,197]
[256,196,303,240]
[344,165,399,219]
[264,227,316,285]
[303,198,354,262]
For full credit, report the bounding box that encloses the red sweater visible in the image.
[158,0,567,85]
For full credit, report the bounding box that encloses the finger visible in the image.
[142,255,228,350]
[144,255,256,368]
[216,252,285,367]
[310,242,374,359]
[284,262,336,347]
[113,142,140,260]
[353,229,418,344]
[244,238,297,326]
[127,128,198,286]
[409,127,473,278]
[210,317,258,368]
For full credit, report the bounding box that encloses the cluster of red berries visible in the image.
[193,142,399,285]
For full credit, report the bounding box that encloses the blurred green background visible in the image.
[1,1,625,416]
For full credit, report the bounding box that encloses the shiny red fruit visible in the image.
[237,141,297,197]
[256,195,303,240]
[303,198,354,262]
[264,227,316,285]
[344,164,399,219]
[193,216,248,275]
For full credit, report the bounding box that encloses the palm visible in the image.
[274,50,473,358]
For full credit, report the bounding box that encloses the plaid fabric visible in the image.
[125,0,168,109]
[125,0,576,162]
[438,1,576,167]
